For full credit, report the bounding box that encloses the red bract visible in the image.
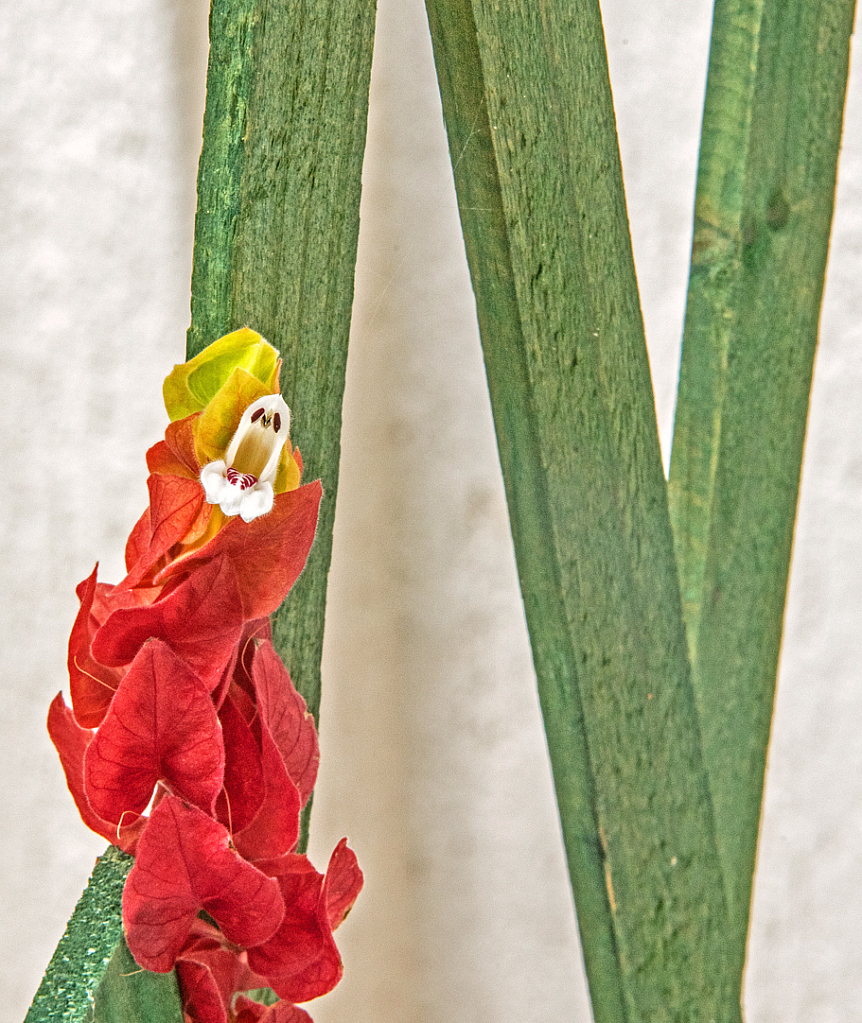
[252,643,319,808]
[233,997,313,1023]
[120,412,322,621]
[246,841,363,1003]
[92,555,243,693]
[230,723,301,862]
[47,693,148,854]
[216,694,267,835]
[321,837,365,931]
[67,566,127,729]
[124,796,285,973]
[84,641,225,825]
[158,481,323,621]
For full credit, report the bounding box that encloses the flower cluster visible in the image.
[48,329,362,1023]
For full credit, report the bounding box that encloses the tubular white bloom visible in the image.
[200,394,291,522]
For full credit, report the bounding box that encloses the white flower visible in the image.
[200,394,291,522]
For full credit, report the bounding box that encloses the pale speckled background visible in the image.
[2,2,860,1021]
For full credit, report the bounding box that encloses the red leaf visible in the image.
[234,997,313,1023]
[92,556,243,691]
[253,642,319,808]
[123,473,206,588]
[84,641,224,824]
[215,693,266,835]
[323,839,364,930]
[157,481,322,620]
[67,566,123,729]
[47,693,145,854]
[176,927,244,1023]
[247,841,362,1003]
[232,723,301,861]
[124,796,284,973]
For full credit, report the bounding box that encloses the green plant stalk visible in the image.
[187,0,377,740]
[25,847,182,1023]
[425,2,739,1020]
[92,935,185,1023]
[668,0,856,970]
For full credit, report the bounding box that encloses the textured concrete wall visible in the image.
[3,1,860,1020]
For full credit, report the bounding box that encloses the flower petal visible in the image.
[84,641,225,823]
[240,481,275,523]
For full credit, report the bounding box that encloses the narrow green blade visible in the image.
[92,935,183,1023]
[668,0,856,968]
[187,0,377,729]
[425,3,738,1020]
[25,847,181,1023]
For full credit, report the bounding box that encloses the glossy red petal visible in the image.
[233,723,301,861]
[124,797,284,973]
[92,556,243,691]
[322,839,364,930]
[67,566,123,729]
[216,693,266,835]
[84,641,224,823]
[252,642,319,807]
[47,693,144,854]
[157,481,322,620]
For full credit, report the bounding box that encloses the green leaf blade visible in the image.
[92,935,183,1023]
[425,2,740,1020]
[187,0,377,743]
[25,847,180,1023]
[669,0,856,969]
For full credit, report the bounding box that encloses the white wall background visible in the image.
[2,1,860,1021]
